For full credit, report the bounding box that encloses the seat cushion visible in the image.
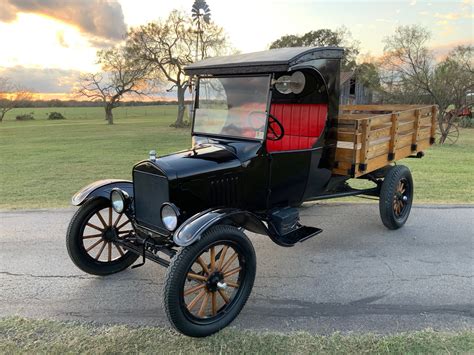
[267,103,327,152]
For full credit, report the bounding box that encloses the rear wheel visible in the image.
[379,165,413,230]
[66,197,139,275]
[163,225,256,337]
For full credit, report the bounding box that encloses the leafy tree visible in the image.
[380,25,474,143]
[0,77,32,122]
[126,10,228,127]
[269,27,360,70]
[76,47,149,124]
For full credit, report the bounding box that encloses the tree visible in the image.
[126,10,228,127]
[380,25,474,143]
[76,47,149,124]
[0,77,32,122]
[269,27,360,70]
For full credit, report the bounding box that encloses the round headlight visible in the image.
[110,189,128,213]
[161,203,180,231]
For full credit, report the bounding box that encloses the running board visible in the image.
[273,225,323,247]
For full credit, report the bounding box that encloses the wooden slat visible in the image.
[388,113,399,161]
[412,109,421,150]
[335,148,360,163]
[419,115,432,127]
[418,127,432,140]
[359,119,371,170]
[397,132,414,149]
[398,110,417,121]
[430,106,437,143]
[367,141,389,159]
[368,125,392,141]
[340,104,420,111]
[398,120,415,134]
[337,131,361,142]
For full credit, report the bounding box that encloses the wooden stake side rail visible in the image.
[333,105,437,177]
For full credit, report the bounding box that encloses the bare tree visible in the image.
[76,47,149,124]
[126,10,228,127]
[0,77,32,122]
[380,25,474,143]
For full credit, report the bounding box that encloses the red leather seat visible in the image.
[267,103,327,152]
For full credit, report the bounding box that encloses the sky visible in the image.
[0,0,472,99]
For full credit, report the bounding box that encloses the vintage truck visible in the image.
[66,47,437,337]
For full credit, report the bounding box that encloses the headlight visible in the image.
[161,203,180,231]
[110,189,129,213]
[274,71,306,95]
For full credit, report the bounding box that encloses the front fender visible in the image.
[72,179,133,206]
[173,208,270,247]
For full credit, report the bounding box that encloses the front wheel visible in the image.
[66,197,139,275]
[163,225,256,337]
[379,165,413,230]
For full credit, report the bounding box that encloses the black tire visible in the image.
[163,225,256,337]
[66,197,139,276]
[379,165,413,230]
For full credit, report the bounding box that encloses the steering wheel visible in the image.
[246,111,285,141]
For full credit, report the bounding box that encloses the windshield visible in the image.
[193,76,270,140]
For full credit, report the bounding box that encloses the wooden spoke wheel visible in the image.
[436,122,460,145]
[66,197,139,276]
[163,225,256,337]
[379,165,413,230]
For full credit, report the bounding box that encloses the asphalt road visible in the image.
[1,203,473,334]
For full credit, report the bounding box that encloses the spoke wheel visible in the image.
[66,197,139,275]
[184,243,242,319]
[379,165,413,230]
[163,225,256,337]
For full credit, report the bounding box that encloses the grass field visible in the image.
[0,105,473,209]
[1,317,473,354]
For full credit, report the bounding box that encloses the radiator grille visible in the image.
[133,170,169,232]
[210,176,240,206]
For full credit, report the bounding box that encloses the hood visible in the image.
[154,143,242,180]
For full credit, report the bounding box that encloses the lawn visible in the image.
[1,317,472,354]
[0,105,473,209]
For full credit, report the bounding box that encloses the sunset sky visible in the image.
[0,0,472,99]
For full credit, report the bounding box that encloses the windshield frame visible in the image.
[191,74,272,142]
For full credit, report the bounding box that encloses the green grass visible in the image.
[1,317,472,354]
[0,106,190,209]
[0,106,473,209]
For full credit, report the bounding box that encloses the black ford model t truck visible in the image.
[66,47,436,337]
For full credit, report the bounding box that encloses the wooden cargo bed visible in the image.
[332,105,437,177]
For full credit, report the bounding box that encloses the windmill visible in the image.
[191,0,211,61]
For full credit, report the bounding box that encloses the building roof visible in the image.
[185,47,344,75]
[340,71,354,85]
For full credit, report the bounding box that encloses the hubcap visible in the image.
[393,179,409,217]
[81,207,133,262]
[183,244,243,319]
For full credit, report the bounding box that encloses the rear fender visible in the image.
[173,208,270,247]
[72,179,133,206]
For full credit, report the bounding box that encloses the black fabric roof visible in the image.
[184,47,344,75]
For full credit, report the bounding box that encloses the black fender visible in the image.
[71,179,133,206]
[173,208,272,247]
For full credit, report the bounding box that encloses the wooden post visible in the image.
[430,105,438,144]
[412,109,421,151]
[388,113,399,161]
[359,119,371,173]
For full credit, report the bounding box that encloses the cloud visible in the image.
[0,66,81,93]
[56,31,68,48]
[431,38,473,60]
[0,0,126,41]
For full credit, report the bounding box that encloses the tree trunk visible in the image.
[0,112,5,123]
[105,105,114,125]
[172,86,186,128]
